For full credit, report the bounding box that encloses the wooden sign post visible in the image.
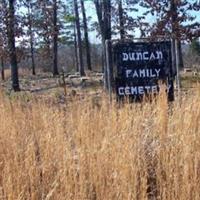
[105,40,113,102]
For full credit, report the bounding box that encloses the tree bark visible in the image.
[103,0,111,41]
[80,0,92,71]
[53,0,59,76]
[1,57,5,81]
[171,0,178,75]
[27,1,36,75]
[177,40,184,70]
[74,24,79,72]
[171,0,184,86]
[103,0,112,89]
[7,0,20,91]
[94,0,111,89]
[74,0,85,76]
[118,0,125,40]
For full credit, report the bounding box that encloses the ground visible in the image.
[1,68,200,103]
[0,69,104,104]
[0,68,200,200]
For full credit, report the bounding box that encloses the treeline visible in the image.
[0,0,200,91]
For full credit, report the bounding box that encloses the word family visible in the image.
[125,68,161,78]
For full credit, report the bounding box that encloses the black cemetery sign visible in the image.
[113,41,175,101]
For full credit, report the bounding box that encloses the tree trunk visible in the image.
[46,37,52,70]
[177,40,184,70]
[74,0,85,76]
[28,2,36,75]
[94,0,112,89]
[171,0,178,76]
[1,57,5,81]
[171,39,176,75]
[53,0,59,76]
[8,0,20,91]
[74,24,79,72]
[80,0,92,71]
[118,0,125,40]
[30,36,36,75]
[103,0,111,41]
[103,0,111,89]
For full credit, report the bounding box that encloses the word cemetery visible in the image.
[118,84,172,96]
[113,41,175,101]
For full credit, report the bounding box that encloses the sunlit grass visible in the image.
[0,89,200,199]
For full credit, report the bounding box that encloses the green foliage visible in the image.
[64,14,76,23]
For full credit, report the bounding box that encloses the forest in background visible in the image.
[1,2,200,199]
[0,0,200,91]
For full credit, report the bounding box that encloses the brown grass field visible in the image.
[0,82,200,199]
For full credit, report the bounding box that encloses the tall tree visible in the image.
[74,0,85,76]
[52,0,59,76]
[74,24,79,72]
[94,0,111,44]
[22,0,36,75]
[0,35,6,81]
[34,0,53,71]
[7,0,20,91]
[62,1,79,71]
[112,0,139,39]
[28,0,36,75]
[118,0,125,39]
[0,56,5,81]
[33,0,64,74]
[94,0,111,88]
[80,0,92,71]
[0,1,7,81]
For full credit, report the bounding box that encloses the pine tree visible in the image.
[22,0,36,75]
[112,0,140,39]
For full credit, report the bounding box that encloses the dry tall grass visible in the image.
[0,89,200,200]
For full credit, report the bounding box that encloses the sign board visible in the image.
[113,41,175,101]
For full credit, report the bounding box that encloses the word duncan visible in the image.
[122,51,163,61]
